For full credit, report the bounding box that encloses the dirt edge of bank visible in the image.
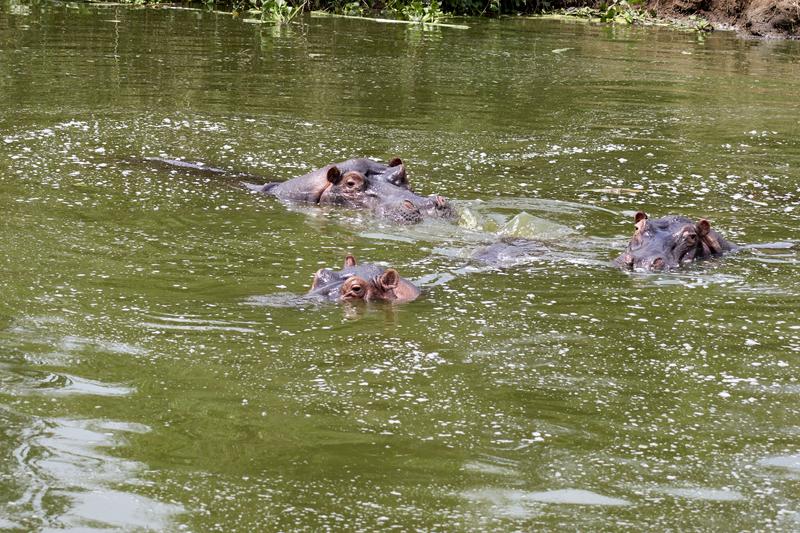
[645,0,800,39]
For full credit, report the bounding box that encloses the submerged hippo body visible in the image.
[617,212,737,271]
[471,238,548,265]
[244,158,457,224]
[307,255,420,303]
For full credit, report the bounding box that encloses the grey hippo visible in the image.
[242,158,457,224]
[307,254,420,303]
[616,211,737,271]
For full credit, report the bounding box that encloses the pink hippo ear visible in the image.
[696,219,711,237]
[388,157,403,167]
[696,219,723,254]
[344,254,357,268]
[326,166,342,184]
[379,269,400,291]
[634,211,648,225]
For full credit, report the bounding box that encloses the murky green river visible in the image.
[1,2,799,530]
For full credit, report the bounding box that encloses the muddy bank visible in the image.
[647,0,800,39]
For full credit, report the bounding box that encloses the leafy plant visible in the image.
[599,0,631,24]
[341,0,365,15]
[247,0,305,22]
[401,0,444,23]
[688,14,713,32]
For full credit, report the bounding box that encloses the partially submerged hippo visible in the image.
[245,158,406,202]
[617,212,737,271]
[307,254,420,303]
[471,238,548,265]
[243,158,456,224]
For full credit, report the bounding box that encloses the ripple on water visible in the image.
[36,373,134,397]
[759,454,800,474]
[462,487,630,519]
[138,312,259,333]
[462,455,521,478]
[0,366,134,397]
[4,416,180,531]
[659,487,745,502]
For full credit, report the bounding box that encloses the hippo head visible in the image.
[318,168,370,207]
[318,166,456,224]
[367,172,458,223]
[617,212,728,271]
[339,266,410,302]
[308,255,420,303]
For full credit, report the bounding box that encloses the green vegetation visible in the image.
[556,0,712,32]
[43,0,711,31]
[236,0,305,22]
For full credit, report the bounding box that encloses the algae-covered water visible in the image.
[1,3,799,530]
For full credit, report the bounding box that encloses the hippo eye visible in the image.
[351,285,363,294]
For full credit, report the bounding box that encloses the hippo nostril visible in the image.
[651,257,666,270]
[402,200,415,210]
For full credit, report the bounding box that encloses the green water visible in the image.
[1,2,799,530]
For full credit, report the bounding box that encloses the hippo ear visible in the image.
[696,219,723,254]
[326,166,342,184]
[379,269,400,290]
[634,211,648,224]
[696,219,711,237]
[388,157,402,167]
[310,269,323,290]
[344,254,357,268]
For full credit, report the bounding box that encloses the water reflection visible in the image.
[0,316,180,529]
[8,416,182,531]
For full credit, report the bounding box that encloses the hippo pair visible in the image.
[244,157,456,225]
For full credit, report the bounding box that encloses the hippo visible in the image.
[246,157,408,202]
[617,212,737,271]
[471,238,548,265]
[141,155,456,224]
[243,158,457,224]
[307,254,420,303]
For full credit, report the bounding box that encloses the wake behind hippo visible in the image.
[617,212,737,271]
[307,254,420,303]
[243,157,456,224]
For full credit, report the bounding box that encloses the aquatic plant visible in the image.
[688,14,713,32]
[256,0,305,22]
[401,0,444,23]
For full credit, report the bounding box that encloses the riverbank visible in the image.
[66,0,799,39]
[644,0,800,39]
[540,0,799,40]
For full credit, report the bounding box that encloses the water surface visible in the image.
[1,3,799,530]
